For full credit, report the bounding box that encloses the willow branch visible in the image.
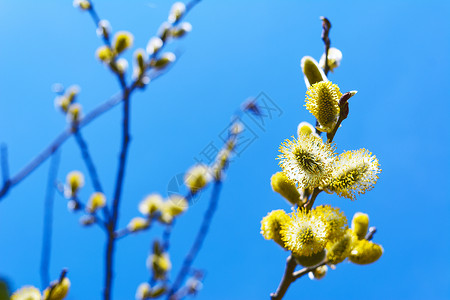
[168,180,223,299]
[73,130,110,221]
[73,131,104,193]
[1,144,9,185]
[365,226,377,241]
[271,257,328,300]
[40,151,61,289]
[270,256,297,300]
[304,188,321,211]
[103,83,130,300]
[320,16,331,76]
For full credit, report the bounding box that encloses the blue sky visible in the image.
[0,0,449,299]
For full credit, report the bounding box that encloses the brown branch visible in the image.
[270,256,297,300]
[320,16,331,76]
[304,188,321,211]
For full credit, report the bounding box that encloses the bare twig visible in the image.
[73,131,104,193]
[73,130,110,221]
[270,256,297,300]
[167,180,223,299]
[365,226,377,241]
[1,144,9,185]
[271,257,328,300]
[304,188,321,211]
[40,151,61,289]
[320,16,331,76]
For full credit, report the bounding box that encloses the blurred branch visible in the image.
[168,180,223,299]
[1,144,9,185]
[73,130,110,220]
[40,151,61,289]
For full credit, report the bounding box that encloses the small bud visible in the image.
[133,49,147,78]
[349,239,383,265]
[115,58,129,74]
[308,265,328,280]
[158,22,171,42]
[66,85,80,103]
[150,286,166,298]
[297,121,317,137]
[135,283,151,300]
[54,96,71,113]
[319,47,342,73]
[293,249,326,267]
[301,56,328,88]
[186,276,203,295]
[146,37,163,55]
[171,22,192,38]
[73,0,91,10]
[127,217,150,232]
[113,31,134,54]
[96,20,111,39]
[326,229,353,264]
[67,199,80,211]
[241,98,261,116]
[86,192,106,213]
[164,195,188,216]
[260,210,290,248]
[43,277,70,300]
[147,253,172,279]
[139,194,163,216]
[96,46,114,63]
[79,215,96,226]
[168,2,186,24]
[351,212,369,240]
[184,164,212,193]
[150,52,176,69]
[211,149,231,180]
[270,172,301,205]
[11,286,41,300]
[67,103,82,124]
[65,171,84,197]
[230,121,244,135]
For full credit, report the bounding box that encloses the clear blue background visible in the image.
[1,1,449,299]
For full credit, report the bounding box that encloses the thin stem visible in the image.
[270,256,297,300]
[365,226,377,241]
[73,131,104,193]
[304,188,321,211]
[163,221,174,252]
[73,130,110,220]
[320,17,331,76]
[1,144,9,184]
[292,260,328,279]
[167,180,223,299]
[40,151,61,289]
[271,257,328,300]
[104,87,131,300]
